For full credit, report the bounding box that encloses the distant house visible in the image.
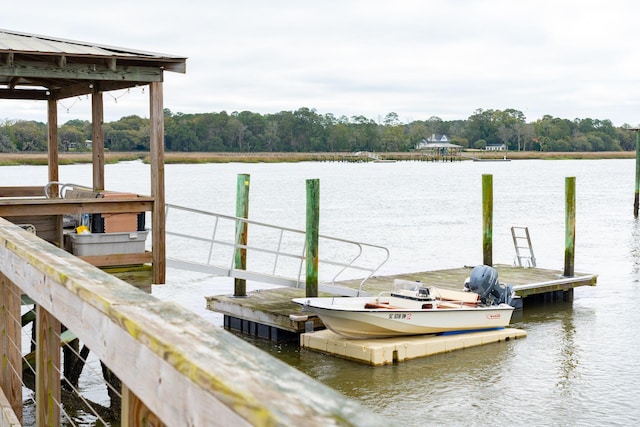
[427,134,449,143]
[485,143,506,151]
[415,134,461,156]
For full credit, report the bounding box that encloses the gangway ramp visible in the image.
[164,204,389,296]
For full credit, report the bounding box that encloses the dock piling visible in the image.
[234,174,250,297]
[482,174,493,266]
[564,177,576,277]
[635,130,640,217]
[306,179,320,297]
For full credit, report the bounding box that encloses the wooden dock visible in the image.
[334,264,597,298]
[205,264,597,340]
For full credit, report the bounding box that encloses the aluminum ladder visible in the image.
[511,226,536,267]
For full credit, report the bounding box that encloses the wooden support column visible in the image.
[47,98,63,246]
[47,99,59,187]
[150,81,166,284]
[121,384,166,427]
[0,272,22,423]
[306,179,320,297]
[36,305,61,427]
[234,174,250,297]
[91,87,105,192]
[482,174,493,266]
[564,176,576,277]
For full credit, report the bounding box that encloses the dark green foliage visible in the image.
[0,108,635,153]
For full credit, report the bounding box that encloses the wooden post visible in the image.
[36,306,61,427]
[306,179,320,297]
[234,174,250,297]
[150,81,166,284]
[47,99,64,247]
[0,273,22,423]
[121,384,166,427]
[91,87,105,192]
[635,130,640,217]
[482,174,493,266]
[564,176,576,277]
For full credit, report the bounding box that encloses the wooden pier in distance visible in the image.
[205,264,597,352]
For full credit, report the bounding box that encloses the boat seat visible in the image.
[364,302,398,309]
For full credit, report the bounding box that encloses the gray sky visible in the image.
[3,0,640,125]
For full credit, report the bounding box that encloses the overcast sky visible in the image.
[3,0,640,126]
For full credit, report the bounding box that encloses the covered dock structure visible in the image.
[0,28,187,283]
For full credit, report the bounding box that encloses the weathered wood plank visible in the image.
[2,215,58,244]
[0,88,50,100]
[0,186,44,197]
[0,273,22,423]
[150,81,166,284]
[0,197,153,216]
[36,306,60,427]
[0,386,21,427]
[0,218,384,426]
[78,251,153,267]
[121,385,166,427]
[92,88,105,192]
[335,265,597,297]
[207,287,324,333]
[0,61,163,82]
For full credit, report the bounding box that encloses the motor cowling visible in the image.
[465,265,513,306]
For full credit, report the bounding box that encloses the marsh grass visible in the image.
[0,151,634,166]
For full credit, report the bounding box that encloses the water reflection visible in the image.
[630,219,640,280]
[7,159,640,425]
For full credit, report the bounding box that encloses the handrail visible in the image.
[0,217,385,425]
[43,181,95,198]
[164,203,389,294]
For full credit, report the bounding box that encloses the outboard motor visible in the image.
[465,265,517,306]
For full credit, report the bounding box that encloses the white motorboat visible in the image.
[292,265,518,339]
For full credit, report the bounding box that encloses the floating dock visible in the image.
[206,264,596,356]
[300,328,527,366]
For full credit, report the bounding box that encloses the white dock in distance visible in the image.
[300,328,527,366]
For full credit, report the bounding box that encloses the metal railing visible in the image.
[164,203,389,295]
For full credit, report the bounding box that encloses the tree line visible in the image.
[0,107,636,153]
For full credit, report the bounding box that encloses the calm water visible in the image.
[3,159,639,426]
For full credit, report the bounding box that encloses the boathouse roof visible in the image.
[0,28,186,100]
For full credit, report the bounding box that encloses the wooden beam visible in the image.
[91,88,105,192]
[0,61,163,82]
[0,273,22,424]
[36,306,61,427]
[121,385,166,427]
[79,251,153,267]
[4,53,14,66]
[0,88,51,100]
[50,80,143,100]
[0,186,45,197]
[149,81,165,284]
[0,197,154,216]
[0,386,21,427]
[47,98,63,247]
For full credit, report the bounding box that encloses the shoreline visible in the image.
[0,150,635,166]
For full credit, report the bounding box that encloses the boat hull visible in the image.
[293,297,514,339]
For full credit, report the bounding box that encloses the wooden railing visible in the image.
[0,185,161,282]
[0,218,384,426]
